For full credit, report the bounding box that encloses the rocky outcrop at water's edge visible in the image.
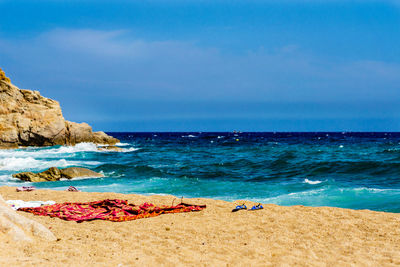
[13,167,104,182]
[0,67,119,148]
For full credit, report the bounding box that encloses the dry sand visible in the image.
[0,186,399,266]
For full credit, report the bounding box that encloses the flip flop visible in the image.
[248,203,263,211]
[66,186,80,192]
[232,204,247,212]
[16,186,36,192]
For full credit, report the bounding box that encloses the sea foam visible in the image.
[122,147,139,152]
[0,157,69,171]
[304,179,323,185]
[116,142,130,146]
[0,142,100,159]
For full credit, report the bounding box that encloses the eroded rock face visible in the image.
[13,167,104,182]
[0,68,119,148]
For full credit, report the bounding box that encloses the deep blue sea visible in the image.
[1,132,400,213]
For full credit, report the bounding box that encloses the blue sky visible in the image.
[1,0,400,131]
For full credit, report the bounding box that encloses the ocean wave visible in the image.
[116,142,130,146]
[0,142,100,158]
[94,163,131,173]
[0,143,139,160]
[303,160,400,177]
[252,186,400,212]
[129,165,166,177]
[54,142,99,153]
[101,171,125,178]
[0,157,69,171]
[122,147,139,152]
[95,163,168,177]
[0,156,102,171]
[350,187,400,193]
[149,177,169,182]
[182,135,197,138]
[0,175,16,182]
[304,178,323,185]
[211,158,259,169]
[60,175,104,181]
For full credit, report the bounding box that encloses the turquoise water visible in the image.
[1,132,400,213]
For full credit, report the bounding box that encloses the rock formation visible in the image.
[98,145,124,152]
[0,67,119,148]
[0,68,11,83]
[0,194,56,242]
[13,167,104,182]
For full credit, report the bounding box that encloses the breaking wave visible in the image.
[304,179,323,185]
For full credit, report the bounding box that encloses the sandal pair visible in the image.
[16,186,36,192]
[232,203,263,212]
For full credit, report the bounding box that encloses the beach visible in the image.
[1,0,400,265]
[1,186,399,266]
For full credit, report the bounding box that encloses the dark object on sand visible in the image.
[232,204,247,212]
[248,204,263,211]
[16,186,36,192]
[66,186,80,192]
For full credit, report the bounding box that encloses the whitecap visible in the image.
[304,178,323,185]
[0,156,101,171]
[122,147,139,152]
[0,157,69,171]
[352,187,400,193]
[0,175,14,182]
[116,142,130,147]
[102,171,125,178]
[53,142,99,153]
[0,142,101,159]
[254,188,328,203]
[63,175,104,181]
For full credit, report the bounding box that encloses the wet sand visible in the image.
[1,186,399,266]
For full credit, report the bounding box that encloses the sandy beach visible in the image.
[0,186,399,266]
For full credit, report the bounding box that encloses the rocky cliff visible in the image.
[0,68,119,148]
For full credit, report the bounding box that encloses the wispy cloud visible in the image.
[1,28,400,103]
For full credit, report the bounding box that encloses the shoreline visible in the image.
[1,186,399,266]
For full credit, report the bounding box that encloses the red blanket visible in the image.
[18,199,206,222]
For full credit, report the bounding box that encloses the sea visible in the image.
[1,132,400,213]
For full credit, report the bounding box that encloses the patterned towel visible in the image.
[18,199,206,222]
